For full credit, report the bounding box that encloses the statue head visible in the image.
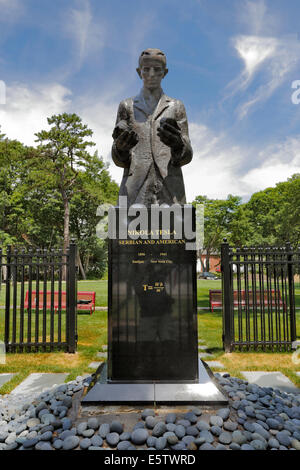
[137,48,169,90]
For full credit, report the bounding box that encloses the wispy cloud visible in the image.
[233,34,300,118]
[237,0,277,36]
[224,1,300,118]
[234,35,277,86]
[64,0,105,69]
[0,0,24,23]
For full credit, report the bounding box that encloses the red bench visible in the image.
[209,289,284,312]
[24,291,96,315]
[76,291,96,315]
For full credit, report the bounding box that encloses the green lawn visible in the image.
[0,279,299,394]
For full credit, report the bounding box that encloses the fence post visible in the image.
[286,242,296,343]
[4,246,11,350]
[67,241,77,353]
[221,239,232,352]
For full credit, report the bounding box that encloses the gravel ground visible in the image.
[0,372,299,451]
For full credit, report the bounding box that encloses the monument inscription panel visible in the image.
[107,208,198,383]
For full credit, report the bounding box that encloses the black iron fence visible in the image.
[0,242,77,353]
[221,241,299,352]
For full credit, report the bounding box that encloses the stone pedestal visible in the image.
[82,206,227,405]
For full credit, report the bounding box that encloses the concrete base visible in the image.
[82,360,228,406]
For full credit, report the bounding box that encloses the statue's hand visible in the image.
[157,118,183,151]
[115,130,139,152]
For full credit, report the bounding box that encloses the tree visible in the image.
[241,174,300,247]
[193,194,242,271]
[35,113,96,277]
[0,133,32,247]
[69,155,119,279]
[35,113,96,250]
[274,174,300,247]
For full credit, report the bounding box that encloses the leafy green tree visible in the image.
[0,133,65,249]
[0,134,31,247]
[274,174,300,247]
[193,194,242,271]
[241,187,280,246]
[35,113,96,258]
[69,156,119,279]
[241,174,300,247]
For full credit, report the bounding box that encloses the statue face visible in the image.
[138,58,168,91]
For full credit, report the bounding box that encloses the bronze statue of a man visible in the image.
[112,48,193,207]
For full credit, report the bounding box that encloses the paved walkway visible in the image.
[0,373,15,388]
[241,371,300,395]
[10,373,68,397]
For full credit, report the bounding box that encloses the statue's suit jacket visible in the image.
[112,90,193,206]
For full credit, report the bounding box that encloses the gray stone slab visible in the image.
[154,383,227,404]
[0,373,15,388]
[88,362,103,369]
[97,352,107,358]
[198,345,208,350]
[10,373,68,396]
[155,361,227,404]
[101,345,108,351]
[241,371,300,395]
[82,383,155,404]
[205,361,225,369]
[296,372,300,377]
[198,352,213,358]
[82,360,228,405]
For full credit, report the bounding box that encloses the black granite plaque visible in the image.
[107,206,198,383]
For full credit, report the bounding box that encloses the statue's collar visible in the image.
[133,89,172,120]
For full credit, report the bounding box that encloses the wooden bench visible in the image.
[24,291,96,315]
[24,291,66,313]
[209,289,284,312]
[76,291,96,315]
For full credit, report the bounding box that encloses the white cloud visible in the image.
[183,123,300,202]
[243,137,300,190]
[184,123,250,201]
[76,95,122,183]
[0,83,72,145]
[64,0,105,68]
[234,35,277,83]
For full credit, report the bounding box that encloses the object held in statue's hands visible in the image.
[112,120,130,140]
[113,120,139,154]
[158,117,184,153]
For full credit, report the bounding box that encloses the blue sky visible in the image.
[0,0,300,202]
